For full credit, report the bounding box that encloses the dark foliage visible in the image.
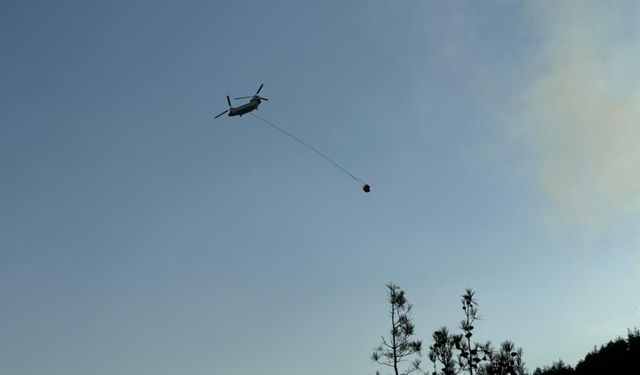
[428,289,526,375]
[372,283,422,375]
[479,341,526,375]
[370,284,639,375]
[532,360,573,375]
[533,328,640,375]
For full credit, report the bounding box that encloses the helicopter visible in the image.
[211,83,371,193]
[214,83,269,119]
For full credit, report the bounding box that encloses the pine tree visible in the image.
[372,283,423,375]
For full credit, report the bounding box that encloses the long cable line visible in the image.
[251,113,368,188]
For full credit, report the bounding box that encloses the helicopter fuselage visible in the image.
[229,97,261,117]
[215,85,267,119]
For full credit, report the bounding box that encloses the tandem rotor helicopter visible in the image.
[212,83,371,193]
[214,83,268,119]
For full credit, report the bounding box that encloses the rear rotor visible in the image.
[214,95,231,118]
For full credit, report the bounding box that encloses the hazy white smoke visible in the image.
[522,3,640,224]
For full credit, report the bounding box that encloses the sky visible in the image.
[1,1,639,374]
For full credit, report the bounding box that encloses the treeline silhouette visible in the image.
[370,283,638,375]
[371,284,525,375]
[533,328,640,375]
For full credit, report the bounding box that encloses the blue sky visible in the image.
[1,1,639,374]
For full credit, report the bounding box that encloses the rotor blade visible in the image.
[233,96,253,100]
[227,95,231,107]
[214,109,229,119]
[259,97,269,101]
[255,83,264,95]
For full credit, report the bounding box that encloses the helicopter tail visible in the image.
[214,96,232,118]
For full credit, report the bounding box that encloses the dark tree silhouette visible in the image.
[533,328,640,375]
[627,327,640,357]
[532,359,574,375]
[479,341,526,375]
[372,283,423,375]
[457,289,484,375]
[574,328,639,375]
[429,326,459,375]
[430,289,489,375]
[429,289,525,375]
